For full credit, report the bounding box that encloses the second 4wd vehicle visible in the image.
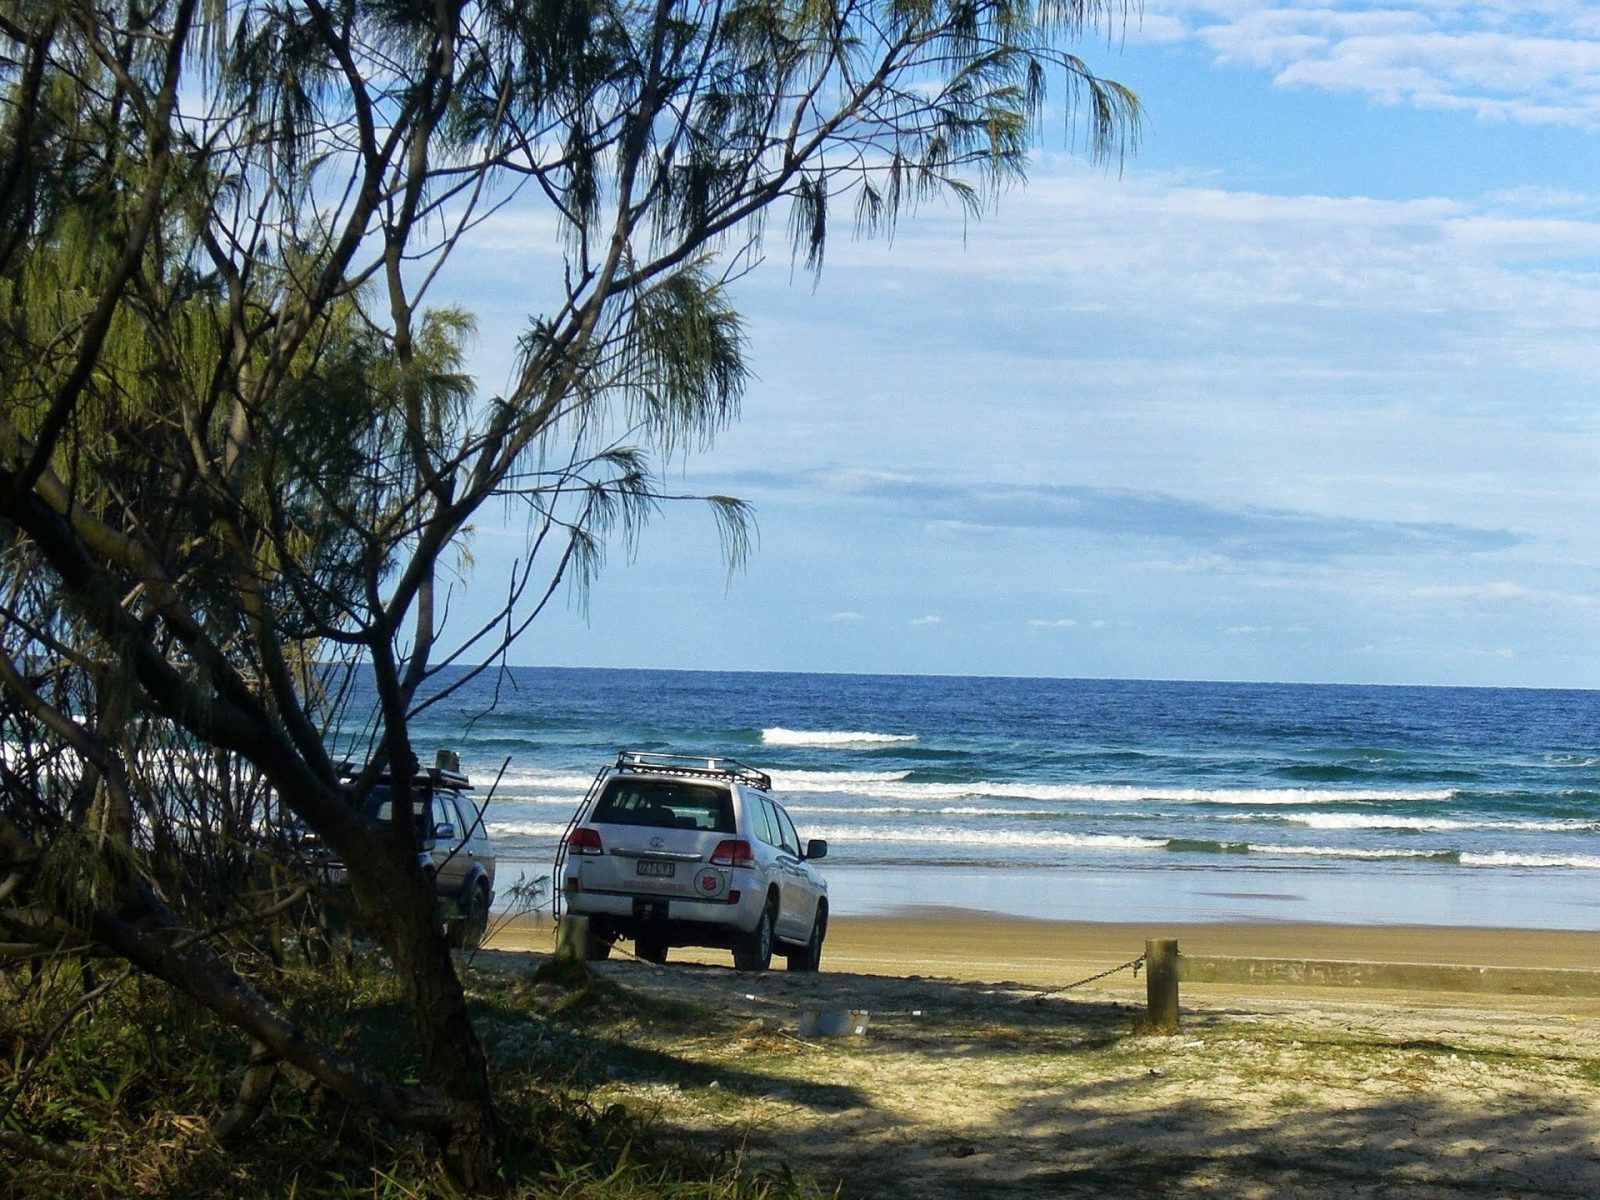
[290,752,496,950]
[557,752,828,971]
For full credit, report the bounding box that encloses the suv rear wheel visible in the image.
[733,895,777,971]
[449,882,490,950]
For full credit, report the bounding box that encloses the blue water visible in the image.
[385,669,1600,929]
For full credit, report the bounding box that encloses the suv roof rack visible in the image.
[334,759,473,791]
[613,750,771,793]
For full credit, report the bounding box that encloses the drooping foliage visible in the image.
[0,0,1136,1188]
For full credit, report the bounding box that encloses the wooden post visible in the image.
[554,914,590,962]
[1145,938,1180,1030]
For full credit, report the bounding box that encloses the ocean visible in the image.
[385,668,1600,931]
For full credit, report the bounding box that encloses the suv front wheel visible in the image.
[733,894,777,971]
[786,903,826,972]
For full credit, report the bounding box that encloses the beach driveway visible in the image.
[510,951,1600,1199]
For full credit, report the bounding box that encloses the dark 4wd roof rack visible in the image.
[333,755,473,792]
[614,750,771,793]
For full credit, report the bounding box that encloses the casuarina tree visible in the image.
[0,0,1138,1187]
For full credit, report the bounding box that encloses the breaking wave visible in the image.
[487,821,573,838]
[771,778,1456,806]
[1461,851,1600,870]
[1229,812,1593,834]
[770,769,914,788]
[803,824,1165,851]
[761,728,919,748]
[1263,843,1460,862]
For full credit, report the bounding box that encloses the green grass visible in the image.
[0,953,828,1199]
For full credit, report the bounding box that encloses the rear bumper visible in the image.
[563,876,765,942]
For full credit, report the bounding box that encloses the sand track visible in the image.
[478,913,1600,1198]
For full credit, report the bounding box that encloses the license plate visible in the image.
[636,860,675,878]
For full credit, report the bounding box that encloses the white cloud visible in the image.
[925,519,1010,536]
[1029,618,1079,628]
[1445,645,1517,660]
[909,614,943,626]
[831,610,865,621]
[1136,554,1249,575]
[1352,637,1514,661]
[1484,186,1600,214]
[1147,2,1600,128]
[1401,581,1600,609]
[807,158,1600,407]
[1410,580,1530,600]
[1129,12,1191,44]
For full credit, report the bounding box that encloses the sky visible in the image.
[441,1,1600,689]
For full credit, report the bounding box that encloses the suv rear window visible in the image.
[593,778,735,833]
[355,783,433,837]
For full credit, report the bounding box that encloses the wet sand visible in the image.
[486,907,1600,992]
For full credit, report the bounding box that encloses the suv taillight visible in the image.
[567,827,604,856]
[710,839,755,868]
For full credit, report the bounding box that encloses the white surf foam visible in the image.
[1239,812,1592,834]
[771,768,914,787]
[1461,851,1600,870]
[487,821,578,838]
[762,727,918,748]
[484,795,594,812]
[784,778,1456,806]
[484,766,920,805]
[1262,843,1456,861]
[461,761,1453,810]
[473,768,597,793]
[803,824,1166,851]
[792,804,1051,818]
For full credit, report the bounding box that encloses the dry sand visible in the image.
[479,911,1600,1197]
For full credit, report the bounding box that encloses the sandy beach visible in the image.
[480,908,1600,1197]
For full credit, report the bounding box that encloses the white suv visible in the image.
[557,752,829,971]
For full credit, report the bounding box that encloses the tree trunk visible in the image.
[394,898,501,1190]
[351,842,503,1191]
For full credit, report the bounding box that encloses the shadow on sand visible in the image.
[483,951,1600,1200]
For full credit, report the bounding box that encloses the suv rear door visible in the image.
[580,776,735,899]
[761,796,817,941]
[425,789,471,899]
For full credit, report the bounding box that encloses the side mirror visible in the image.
[433,822,456,840]
[805,838,828,861]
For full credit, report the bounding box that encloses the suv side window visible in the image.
[453,793,480,842]
[768,799,800,855]
[435,792,463,838]
[747,793,779,845]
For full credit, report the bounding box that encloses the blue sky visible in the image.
[443,1,1600,688]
